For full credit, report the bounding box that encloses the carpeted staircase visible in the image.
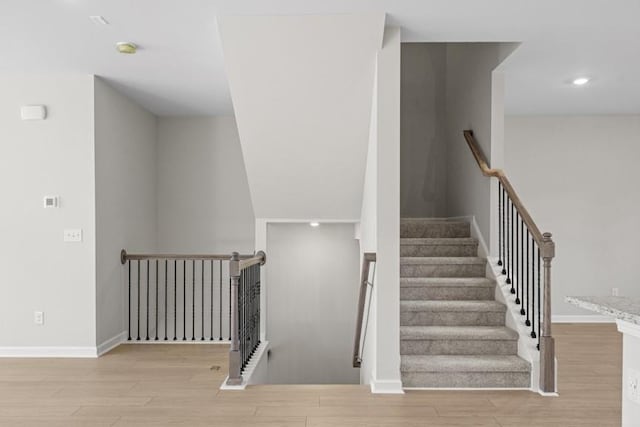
[400,218,531,388]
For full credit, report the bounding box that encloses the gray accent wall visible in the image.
[444,43,517,243]
[94,77,158,346]
[156,116,255,254]
[266,223,360,384]
[401,43,447,218]
[400,42,517,248]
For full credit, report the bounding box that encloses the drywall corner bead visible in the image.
[21,105,47,121]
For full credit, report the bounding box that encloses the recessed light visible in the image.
[116,42,138,54]
[89,15,109,25]
[572,77,590,86]
[310,222,320,227]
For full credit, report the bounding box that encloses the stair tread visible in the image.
[401,326,518,341]
[401,277,495,287]
[400,257,486,265]
[401,219,469,224]
[401,238,478,245]
[401,355,531,373]
[401,300,506,312]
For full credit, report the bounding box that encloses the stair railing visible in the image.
[226,251,266,386]
[463,130,556,393]
[353,252,376,368]
[120,250,253,342]
[120,249,266,386]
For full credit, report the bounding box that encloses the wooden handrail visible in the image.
[353,252,376,368]
[120,250,255,264]
[463,129,556,394]
[463,130,545,246]
[239,251,267,270]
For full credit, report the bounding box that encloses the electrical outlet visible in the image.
[628,369,640,404]
[63,229,82,242]
[34,311,44,325]
[612,288,619,296]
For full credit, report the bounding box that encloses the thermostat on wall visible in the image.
[21,105,47,121]
[43,196,59,208]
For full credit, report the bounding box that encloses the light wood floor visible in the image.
[0,324,621,426]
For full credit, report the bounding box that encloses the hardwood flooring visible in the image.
[0,324,621,426]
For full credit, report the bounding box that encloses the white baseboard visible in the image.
[404,386,530,391]
[0,346,98,358]
[370,377,404,394]
[552,315,615,323]
[219,341,269,390]
[97,331,127,356]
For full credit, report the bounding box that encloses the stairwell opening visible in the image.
[264,222,360,384]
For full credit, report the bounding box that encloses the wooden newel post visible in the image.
[539,232,556,393]
[227,252,242,386]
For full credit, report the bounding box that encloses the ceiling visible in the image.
[2,0,639,116]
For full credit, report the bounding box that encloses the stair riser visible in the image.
[401,371,530,388]
[401,223,470,238]
[400,244,478,257]
[400,264,485,278]
[401,311,505,326]
[401,286,494,301]
[401,339,517,356]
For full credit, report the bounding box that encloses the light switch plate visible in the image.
[34,311,44,325]
[63,229,82,242]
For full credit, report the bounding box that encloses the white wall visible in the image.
[445,43,517,244]
[401,43,448,218]
[0,75,96,349]
[218,14,384,220]
[94,77,157,346]
[358,63,378,385]
[156,116,254,254]
[372,26,402,393]
[505,115,640,316]
[266,223,360,384]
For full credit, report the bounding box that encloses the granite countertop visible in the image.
[566,296,640,326]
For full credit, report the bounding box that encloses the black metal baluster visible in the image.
[173,260,177,341]
[257,264,261,346]
[219,260,223,341]
[210,260,214,341]
[525,230,531,325]
[155,260,159,340]
[201,260,205,341]
[128,261,131,341]
[192,260,195,341]
[511,209,520,304]
[164,260,168,341]
[530,238,536,335]
[508,201,514,291]
[146,260,150,340]
[537,248,541,349]
[502,187,507,275]
[520,220,525,315]
[239,269,244,369]
[249,265,253,357]
[498,182,503,267]
[137,260,141,341]
[243,268,246,368]
[183,260,186,341]
[244,268,248,367]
